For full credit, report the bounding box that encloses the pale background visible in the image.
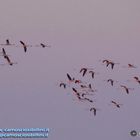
[0,0,140,139]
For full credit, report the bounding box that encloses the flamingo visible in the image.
[0,39,14,46]
[80,68,88,77]
[2,48,7,58]
[90,107,97,116]
[107,79,114,86]
[133,77,140,84]
[72,88,78,93]
[89,71,95,79]
[120,85,130,94]
[89,84,92,89]
[59,83,66,89]
[20,41,27,52]
[111,100,121,108]
[5,55,13,65]
[6,39,10,45]
[128,64,136,68]
[40,43,51,48]
[67,73,75,83]
[84,97,93,103]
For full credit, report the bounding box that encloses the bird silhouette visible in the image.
[111,100,121,108]
[0,39,14,46]
[72,88,78,93]
[67,73,75,83]
[2,48,7,58]
[20,41,27,52]
[90,107,97,116]
[6,39,10,45]
[80,68,88,77]
[120,85,130,94]
[107,79,114,86]
[89,71,95,79]
[128,64,136,68]
[84,97,93,103]
[133,77,140,84]
[40,43,51,48]
[5,55,13,65]
[59,83,66,89]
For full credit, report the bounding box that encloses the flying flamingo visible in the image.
[40,43,51,48]
[0,39,15,46]
[80,68,88,77]
[4,55,13,65]
[2,48,7,58]
[133,77,140,84]
[120,85,134,94]
[84,97,93,103]
[89,71,95,79]
[107,79,114,86]
[6,39,10,45]
[67,73,75,83]
[128,64,136,68]
[59,83,66,89]
[90,107,98,116]
[20,41,27,52]
[111,100,122,108]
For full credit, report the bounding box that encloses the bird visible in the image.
[20,41,27,52]
[120,85,130,94]
[67,73,75,83]
[72,88,78,93]
[133,77,140,84]
[59,83,66,89]
[134,76,139,81]
[89,84,92,89]
[111,100,121,108]
[2,48,7,58]
[84,97,93,103]
[72,88,83,100]
[107,79,114,86]
[80,68,88,77]
[128,64,136,68]
[6,39,10,45]
[89,71,95,79]
[5,55,13,65]
[90,107,97,116]
[0,39,14,46]
[40,43,51,48]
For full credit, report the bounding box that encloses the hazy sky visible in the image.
[0,0,140,139]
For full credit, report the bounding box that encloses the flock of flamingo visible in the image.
[0,38,139,117]
[0,39,51,65]
[59,60,139,116]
